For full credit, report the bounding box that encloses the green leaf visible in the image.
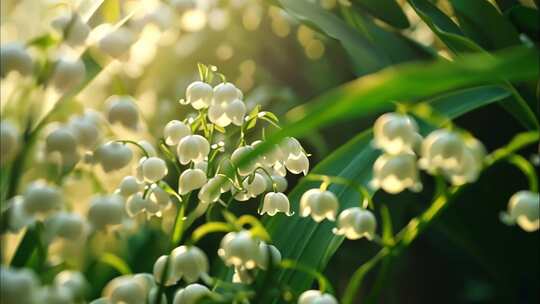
[101,0,121,23]
[278,0,389,74]
[449,0,521,50]
[99,252,132,275]
[352,0,410,29]
[506,5,540,40]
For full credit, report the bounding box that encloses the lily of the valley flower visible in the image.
[333,207,376,240]
[298,290,338,304]
[300,189,339,222]
[218,230,260,269]
[173,284,211,304]
[373,112,420,154]
[500,190,539,232]
[177,135,210,165]
[371,153,422,194]
[260,192,292,216]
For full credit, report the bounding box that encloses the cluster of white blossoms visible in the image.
[0,266,88,304]
[371,112,486,193]
[92,273,163,304]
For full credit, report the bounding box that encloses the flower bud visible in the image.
[106,96,139,130]
[171,245,209,283]
[184,81,213,109]
[46,128,78,155]
[500,190,539,232]
[51,58,85,91]
[373,112,419,154]
[173,284,210,304]
[260,192,292,216]
[0,43,33,77]
[177,135,209,164]
[46,212,86,241]
[371,153,422,194]
[141,157,168,182]
[218,230,260,269]
[98,27,135,58]
[54,270,88,301]
[164,120,191,145]
[94,142,133,172]
[119,176,143,197]
[51,13,90,46]
[178,169,207,194]
[298,290,338,304]
[0,266,39,304]
[0,121,19,164]
[333,207,376,240]
[22,181,63,216]
[87,194,125,229]
[299,189,339,222]
[231,145,258,176]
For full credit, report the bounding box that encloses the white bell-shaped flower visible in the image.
[164,120,191,145]
[51,13,90,46]
[141,157,168,182]
[0,266,39,304]
[300,189,339,222]
[251,140,284,168]
[22,181,63,216]
[68,113,100,149]
[98,27,135,59]
[46,127,78,156]
[178,169,207,194]
[148,184,171,207]
[373,112,419,154]
[106,96,139,130]
[443,137,486,186]
[184,81,213,109]
[218,230,260,269]
[280,137,304,158]
[177,135,210,164]
[45,212,86,241]
[0,43,33,77]
[0,121,19,164]
[371,153,422,194]
[208,101,231,127]
[39,285,73,304]
[138,140,158,157]
[126,193,151,217]
[171,245,209,283]
[500,191,539,232]
[153,255,177,286]
[255,242,282,270]
[94,142,133,172]
[225,99,246,126]
[333,207,376,240]
[231,146,258,176]
[54,270,88,301]
[419,129,466,173]
[213,82,240,103]
[87,194,125,230]
[285,152,309,175]
[172,284,210,304]
[198,176,222,203]
[103,275,149,304]
[243,173,268,198]
[232,266,254,284]
[265,174,288,193]
[298,290,338,304]
[260,192,292,216]
[51,58,86,91]
[119,176,143,197]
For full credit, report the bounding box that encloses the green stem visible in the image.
[304,174,374,209]
[505,154,538,192]
[114,140,149,158]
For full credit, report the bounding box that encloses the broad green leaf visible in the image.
[449,0,521,50]
[352,0,410,29]
[277,0,389,74]
[506,5,540,40]
[407,0,538,130]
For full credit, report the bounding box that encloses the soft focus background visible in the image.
[1,0,538,303]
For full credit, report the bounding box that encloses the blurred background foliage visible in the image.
[1,0,539,303]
